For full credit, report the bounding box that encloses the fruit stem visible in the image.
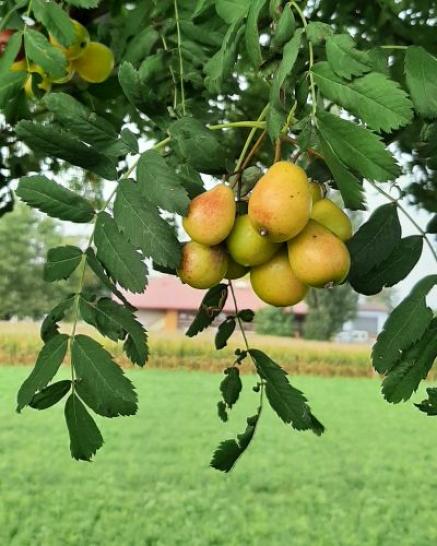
[367,180,437,264]
[380,45,408,50]
[161,35,178,111]
[274,138,282,162]
[173,0,186,115]
[290,1,318,122]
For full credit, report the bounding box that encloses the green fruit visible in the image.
[310,198,353,241]
[250,250,308,307]
[248,161,312,242]
[226,214,280,266]
[287,220,351,287]
[177,241,228,289]
[225,256,248,280]
[183,184,236,246]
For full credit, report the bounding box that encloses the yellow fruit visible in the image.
[73,41,114,83]
[226,214,280,266]
[248,161,312,242]
[310,198,353,241]
[177,241,228,289]
[287,220,351,287]
[309,181,324,204]
[24,64,51,97]
[225,256,248,280]
[50,20,90,60]
[250,250,308,307]
[183,184,236,246]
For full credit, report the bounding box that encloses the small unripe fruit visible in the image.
[73,42,114,83]
[310,198,353,241]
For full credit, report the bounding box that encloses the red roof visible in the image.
[120,275,308,314]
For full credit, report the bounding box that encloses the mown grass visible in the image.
[1,367,437,546]
[0,321,373,377]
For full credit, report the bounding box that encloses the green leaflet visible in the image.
[382,319,437,404]
[215,0,250,23]
[136,150,190,215]
[405,46,437,118]
[372,275,437,374]
[249,349,324,435]
[31,0,75,47]
[65,393,104,462]
[317,111,401,181]
[17,334,69,412]
[44,245,83,282]
[93,212,148,294]
[71,334,138,417]
[245,0,267,68]
[326,34,372,79]
[23,28,66,79]
[15,121,118,180]
[220,367,242,408]
[312,62,413,133]
[16,175,95,223]
[114,179,181,269]
[186,284,228,337]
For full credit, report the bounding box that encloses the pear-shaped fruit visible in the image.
[250,250,308,307]
[177,241,228,289]
[248,161,311,242]
[73,42,114,83]
[309,181,324,204]
[310,198,353,241]
[50,20,90,60]
[287,220,350,287]
[225,256,248,280]
[226,214,280,266]
[183,184,236,246]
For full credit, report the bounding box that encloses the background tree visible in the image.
[303,285,358,341]
[254,307,296,337]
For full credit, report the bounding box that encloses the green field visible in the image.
[1,367,436,546]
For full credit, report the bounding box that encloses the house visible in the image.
[121,276,388,339]
[121,275,307,332]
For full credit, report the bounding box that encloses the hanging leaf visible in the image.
[94,212,148,294]
[405,46,437,119]
[0,72,27,108]
[40,295,75,342]
[249,349,324,435]
[220,367,242,408]
[215,318,236,350]
[32,0,75,48]
[17,334,69,412]
[245,0,267,68]
[317,111,401,181]
[136,150,190,215]
[325,34,371,79]
[372,275,437,374]
[381,319,437,403]
[71,334,138,417]
[305,22,332,45]
[348,204,401,279]
[44,245,83,282]
[186,284,228,337]
[210,411,259,472]
[350,235,423,296]
[29,380,71,410]
[216,0,250,23]
[169,117,230,175]
[0,32,23,75]
[64,393,104,462]
[271,5,295,50]
[416,388,437,416]
[23,28,67,79]
[312,62,413,133]
[16,175,95,223]
[15,121,118,180]
[114,179,181,269]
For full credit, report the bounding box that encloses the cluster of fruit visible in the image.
[178,161,352,307]
[4,20,114,98]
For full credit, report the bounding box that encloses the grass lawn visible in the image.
[1,367,436,546]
